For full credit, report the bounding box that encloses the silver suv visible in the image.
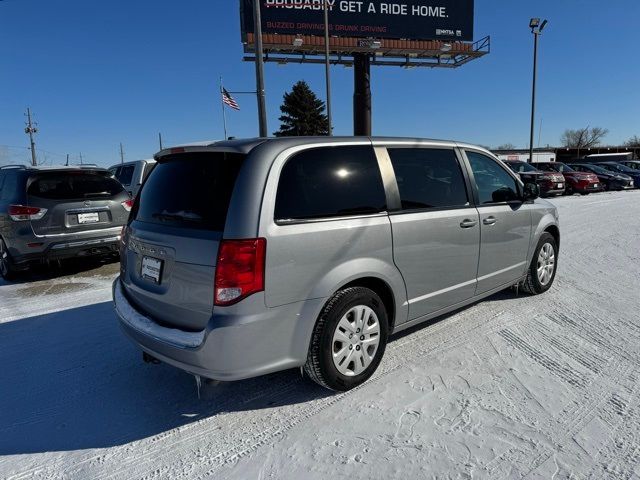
[113,137,559,391]
[0,165,132,279]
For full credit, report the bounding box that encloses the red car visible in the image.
[532,162,602,195]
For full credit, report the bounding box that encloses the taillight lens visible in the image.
[214,238,266,306]
[8,204,47,221]
[121,199,134,212]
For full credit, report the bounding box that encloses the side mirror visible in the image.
[523,182,540,200]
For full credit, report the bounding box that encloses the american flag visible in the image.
[222,88,240,111]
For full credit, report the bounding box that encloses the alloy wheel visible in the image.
[331,305,381,377]
[537,242,555,286]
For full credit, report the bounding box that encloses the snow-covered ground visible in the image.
[1,191,640,480]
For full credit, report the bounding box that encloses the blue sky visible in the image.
[1,0,639,166]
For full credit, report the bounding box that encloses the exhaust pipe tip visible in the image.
[142,351,160,364]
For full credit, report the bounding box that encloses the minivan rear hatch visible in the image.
[122,152,246,331]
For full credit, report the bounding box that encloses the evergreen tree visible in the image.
[274,81,329,137]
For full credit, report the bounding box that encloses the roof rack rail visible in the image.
[0,165,28,170]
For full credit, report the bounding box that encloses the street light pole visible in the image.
[253,0,268,137]
[323,0,333,135]
[528,18,547,164]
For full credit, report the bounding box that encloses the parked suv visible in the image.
[0,165,132,279]
[113,138,560,391]
[503,160,565,197]
[108,159,156,198]
[532,162,601,195]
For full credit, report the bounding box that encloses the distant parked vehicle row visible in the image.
[570,164,634,191]
[533,162,603,195]
[0,165,131,279]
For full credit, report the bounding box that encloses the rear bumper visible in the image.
[9,229,121,268]
[113,278,326,381]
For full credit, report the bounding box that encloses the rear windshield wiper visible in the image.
[152,212,204,223]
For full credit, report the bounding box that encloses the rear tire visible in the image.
[304,287,388,391]
[0,238,18,281]
[521,233,557,295]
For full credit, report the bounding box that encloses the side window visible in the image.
[275,145,386,221]
[387,148,469,210]
[0,173,18,201]
[118,165,135,186]
[466,151,520,204]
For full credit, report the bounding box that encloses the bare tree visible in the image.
[496,143,516,150]
[560,126,609,149]
[624,135,640,148]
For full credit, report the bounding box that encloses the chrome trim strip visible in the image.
[477,261,527,282]
[32,226,122,239]
[408,278,477,305]
[50,235,121,250]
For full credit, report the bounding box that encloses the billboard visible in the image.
[241,0,474,42]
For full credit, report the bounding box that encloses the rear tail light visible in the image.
[121,199,134,212]
[8,205,47,221]
[214,238,266,306]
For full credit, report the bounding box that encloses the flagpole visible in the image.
[219,76,228,140]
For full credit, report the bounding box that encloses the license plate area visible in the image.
[557,183,564,188]
[141,256,163,284]
[78,212,100,224]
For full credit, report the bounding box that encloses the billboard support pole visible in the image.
[253,0,268,137]
[323,0,332,136]
[353,53,371,136]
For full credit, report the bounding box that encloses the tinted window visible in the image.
[275,146,386,221]
[134,153,245,231]
[116,165,135,185]
[466,152,520,204]
[388,148,468,210]
[27,172,124,200]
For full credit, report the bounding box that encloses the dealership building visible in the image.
[493,146,639,163]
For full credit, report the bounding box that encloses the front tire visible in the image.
[521,233,557,295]
[304,287,389,391]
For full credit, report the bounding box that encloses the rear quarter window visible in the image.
[274,145,386,222]
[134,152,245,231]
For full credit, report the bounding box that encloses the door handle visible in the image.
[460,219,478,228]
[483,216,497,225]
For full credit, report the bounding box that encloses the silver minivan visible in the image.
[113,137,560,391]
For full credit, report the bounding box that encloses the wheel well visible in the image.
[545,225,560,250]
[342,277,396,331]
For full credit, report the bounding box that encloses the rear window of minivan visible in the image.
[134,152,245,231]
[27,172,124,200]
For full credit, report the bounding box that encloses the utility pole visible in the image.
[24,108,38,166]
[528,18,547,163]
[252,0,268,137]
[119,143,124,164]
